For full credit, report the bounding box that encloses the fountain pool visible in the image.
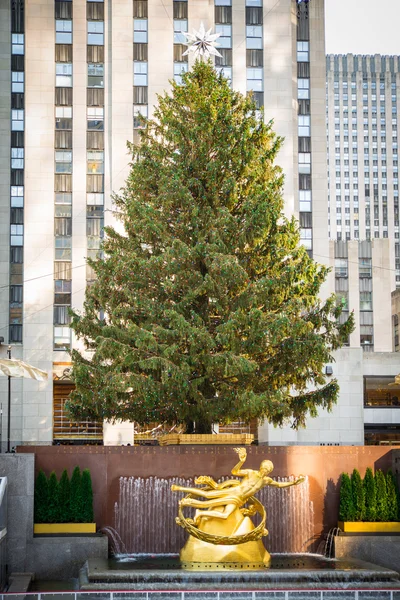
[79,553,400,591]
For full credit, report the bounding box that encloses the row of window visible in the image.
[9,25,25,342]
[55,20,104,45]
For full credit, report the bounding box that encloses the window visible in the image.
[297,41,309,62]
[56,20,72,44]
[88,21,104,45]
[359,258,372,277]
[299,152,311,174]
[87,151,104,174]
[54,280,72,305]
[12,33,24,54]
[246,25,262,49]
[134,62,148,86]
[11,186,24,208]
[11,72,24,93]
[335,258,348,278]
[11,148,24,169]
[11,224,23,246]
[360,291,373,311]
[56,63,72,87]
[87,107,104,130]
[174,20,187,44]
[217,24,232,48]
[299,190,311,212]
[54,326,71,350]
[298,78,309,100]
[300,228,312,250]
[88,63,104,87]
[132,104,147,128]
[56,106,72,119]
[55,150,72,173]
[246,68,263,92]
[215,66,232,84]
[11,110,24,131]
[55,237,72,261]
[298,115,310,137]
[364,376,400,408]
[134,19,147,43]
[87,193,104,206]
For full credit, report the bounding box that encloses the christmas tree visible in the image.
[68,60,353,433]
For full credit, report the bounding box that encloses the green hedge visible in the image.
[339,466,399,522]
[34,466,94,524]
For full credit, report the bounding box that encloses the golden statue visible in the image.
[171,447,305,570]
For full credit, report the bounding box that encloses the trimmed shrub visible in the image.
[375,469,389,522]
[339,473,355,522]
[351,468,365,521]
[47,471,60,523]
[70,466,83,523]
[58,469,71,523]
[363,467,376,522]
[386,469,399,522]
[81,469,94,523]
[34,469,49,523]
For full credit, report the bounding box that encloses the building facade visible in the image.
[2,0,399,447]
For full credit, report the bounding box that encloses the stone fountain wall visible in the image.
[114,475,314,554]
[17,444,395,554]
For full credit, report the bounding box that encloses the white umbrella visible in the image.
[0,350,49,452]
[0,358,48,381]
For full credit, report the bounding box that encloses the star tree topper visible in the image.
[182,23,222,59]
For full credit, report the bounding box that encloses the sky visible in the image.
[325,0,400,56]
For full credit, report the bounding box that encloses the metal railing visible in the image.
[1,590,400,600]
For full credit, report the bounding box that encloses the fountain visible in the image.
[79,448,400,591]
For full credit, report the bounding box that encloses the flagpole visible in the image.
[7,346,11,453]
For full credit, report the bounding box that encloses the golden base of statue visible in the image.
[172,447,305,571]
[180,504,270,570]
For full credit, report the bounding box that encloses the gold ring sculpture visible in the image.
[171,447,305,570]
[176,493,268,546]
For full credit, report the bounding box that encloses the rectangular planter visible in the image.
[338,521,400,533]
[34,523,96,534]
[158,433,254,446]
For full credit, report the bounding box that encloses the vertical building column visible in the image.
[231,0,245,95]
[309,0,329,268]
[372,239,392,351]
[23,0,54,443]
[263,0,296,218]
[0,0,12,448]
[0,0,11,337]
[72,0,88,335]
[348,240,360,347]
[109,0,133,209]
[147,0,173,114]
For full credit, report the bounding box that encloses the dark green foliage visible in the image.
[351,469,365,521]
[81,469,94,523]
[34,469,49,523]
[70,466,83,523]
[58,469,71,523]
[375,469,389,522]
[68,60,354,433]
[363,467,376,522]
[339,473,355,522]
[386,469,399,522]
[47,471,60,523]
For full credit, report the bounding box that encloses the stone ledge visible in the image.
[335,535,400,574]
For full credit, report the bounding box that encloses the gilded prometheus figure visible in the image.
[171,447,305,569]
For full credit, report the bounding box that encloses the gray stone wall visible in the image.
[0,453,107,580]
[335,536,400,574]
[26,536,108,580]
[0,454,34,573]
